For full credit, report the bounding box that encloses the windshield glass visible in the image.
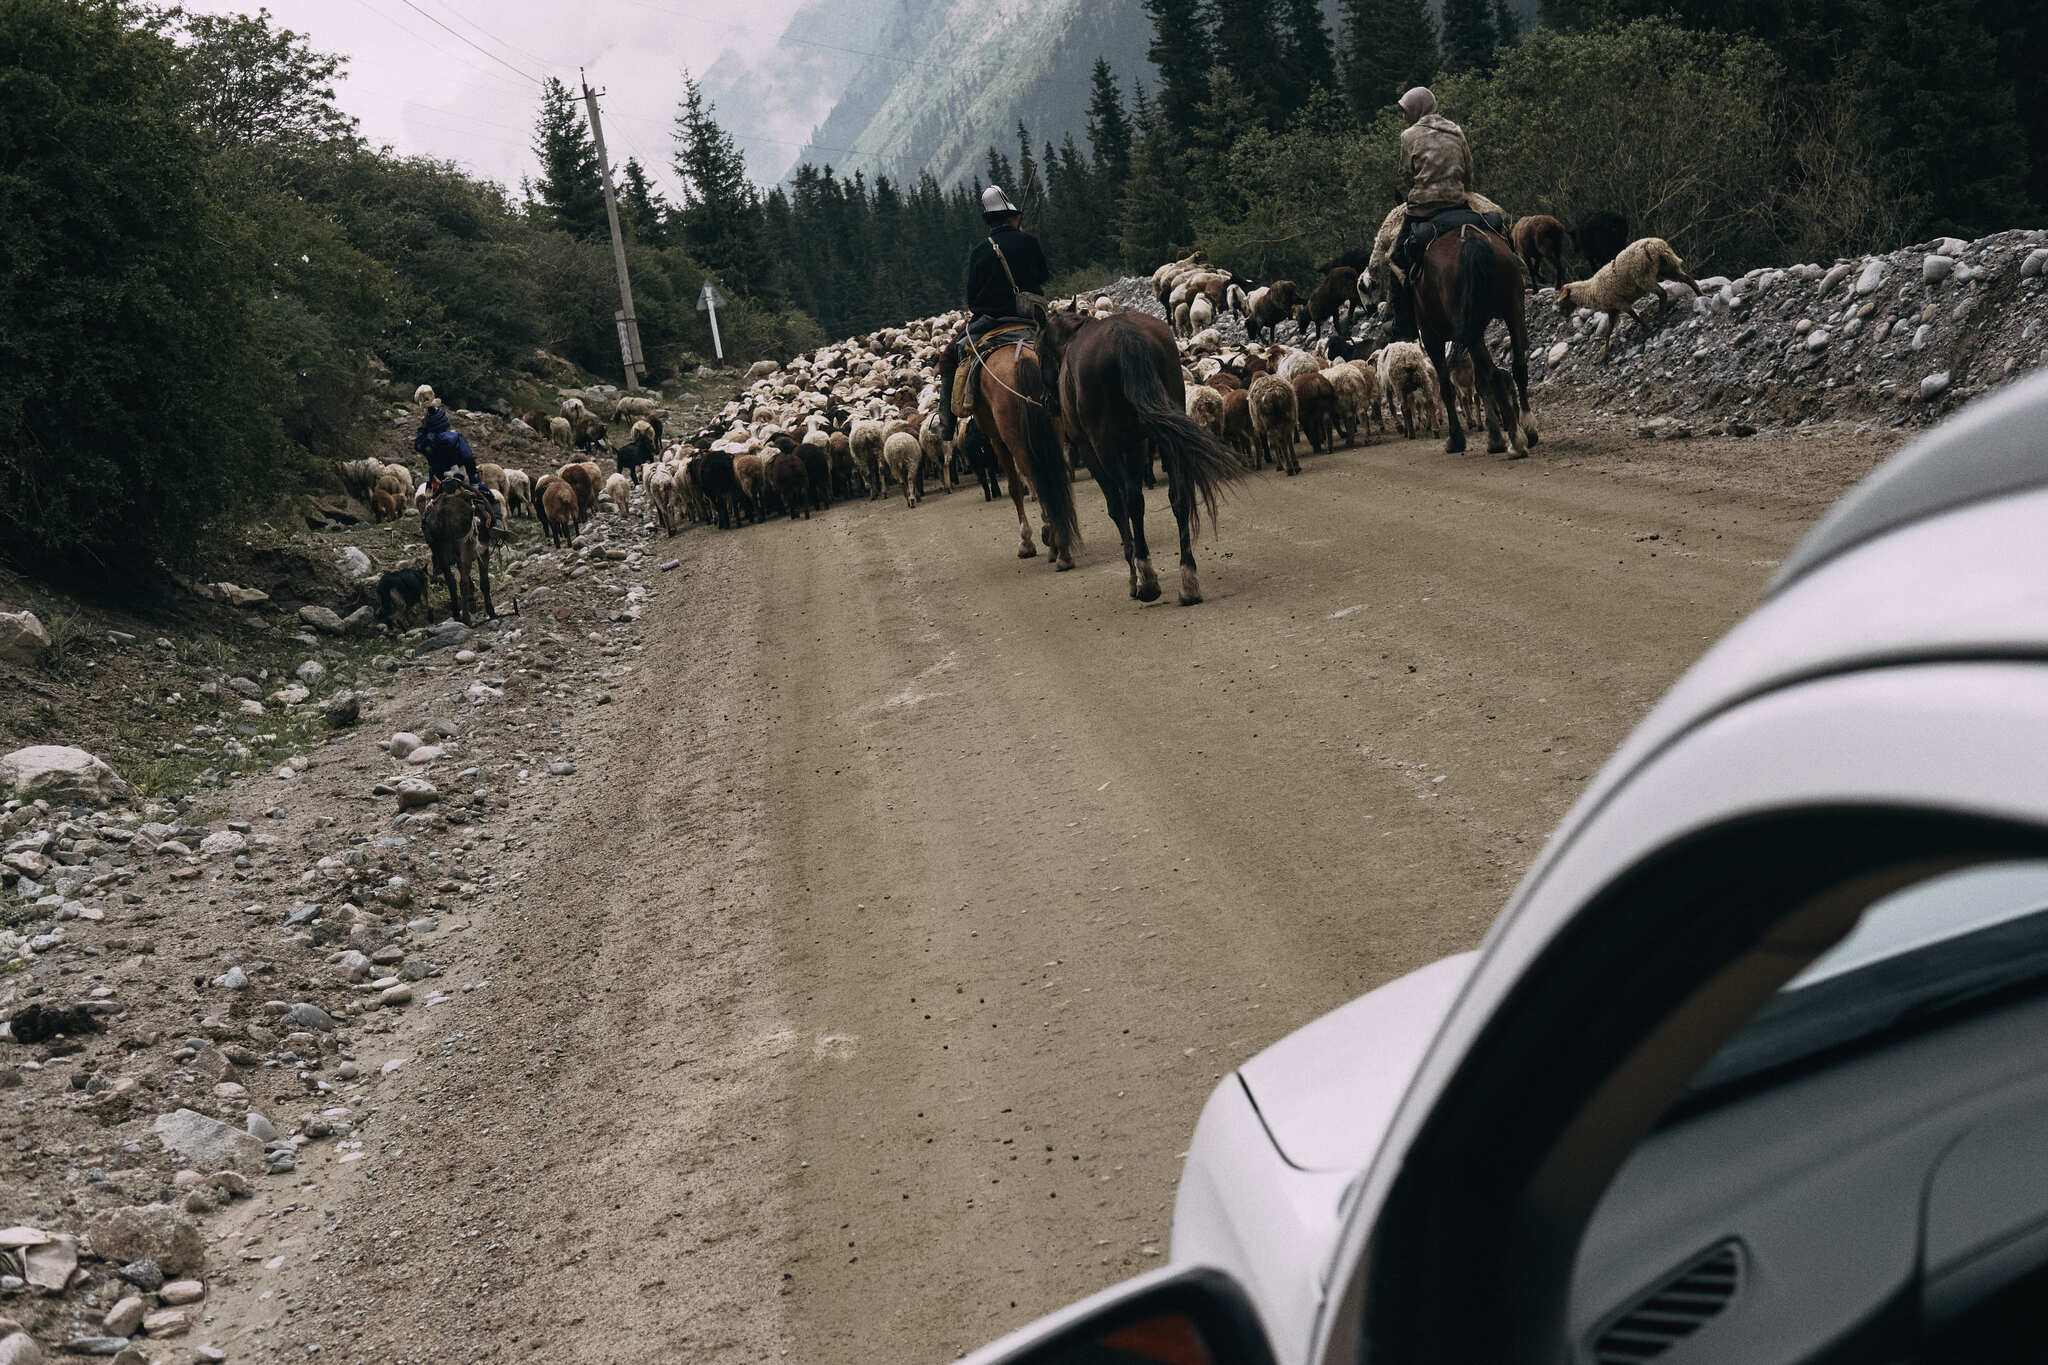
[1682,862,2048,1104]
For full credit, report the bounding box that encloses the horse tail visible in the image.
[1451,233,1501,363]
[1015,351,1081,552]
[1109,327,1245,536]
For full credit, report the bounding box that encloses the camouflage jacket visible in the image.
[1398,114,1476,214]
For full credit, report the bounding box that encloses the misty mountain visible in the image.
[707,0,1541,192]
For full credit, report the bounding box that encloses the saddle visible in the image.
[954,320,1037,418]
[1404,207,1510,268]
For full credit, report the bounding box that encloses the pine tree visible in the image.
[531,76,605,239]
[1440,0,1498,72]
[1139,0,1212,140]
[1016,122,1044,220]
[1207,0,1289,128]
[672,73,762,293]
[1085,58,1133,186]
[1118,101,1194,268]
[618,157,669,245]
[1492,0,1521,48]
[1281,0,1339,99]
[986,146,1016,194]
[1338,0,1439,116]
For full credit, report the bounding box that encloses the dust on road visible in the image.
[257,420,1893,1361]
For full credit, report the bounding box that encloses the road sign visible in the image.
[697,281,726,361]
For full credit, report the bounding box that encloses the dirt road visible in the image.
[178,422,1892,1361]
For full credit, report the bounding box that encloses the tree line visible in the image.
[4,0,2042,575]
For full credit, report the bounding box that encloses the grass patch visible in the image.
[1047,265,1129,301]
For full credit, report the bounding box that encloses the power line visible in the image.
[395,0,545,85]
[422,0,559,72]
[341,0,539,98]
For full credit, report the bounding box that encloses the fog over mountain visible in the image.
[702,0,1156,190]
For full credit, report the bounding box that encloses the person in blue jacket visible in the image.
[412,387,503,530]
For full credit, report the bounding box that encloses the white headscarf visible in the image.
[1398,87,1437,120]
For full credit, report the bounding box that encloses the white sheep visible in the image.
[548,416,572,449]
[1555,237,1703,359]
[1188,295,1214,332]
[883,430,922,508]
[413,384,437,405]
[1185,384,1225,439]
[1276,347,1326,382]
[503,468,533,517]
[1376,342,1442,439]
[1321,365,1372,446]
[602,471,631,515]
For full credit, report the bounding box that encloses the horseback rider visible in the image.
[932,185,1051,441]
[1388,86,1476,343]
[412,387,505,531]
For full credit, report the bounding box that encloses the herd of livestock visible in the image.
[344,212,1699,617]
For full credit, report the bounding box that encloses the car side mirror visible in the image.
[959,1266,1277,1365]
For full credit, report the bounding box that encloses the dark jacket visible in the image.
[412,406,478,481]
[966,225,1050,319]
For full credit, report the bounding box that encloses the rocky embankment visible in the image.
[1091,228,2048,434]
[1,507,678,1364]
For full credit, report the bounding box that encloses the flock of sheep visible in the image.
[343,210,1696,595]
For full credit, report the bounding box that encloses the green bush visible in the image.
[0,0,287,573]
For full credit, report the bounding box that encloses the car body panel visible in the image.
[1168,1080,1355,1363]
[1236,952,1478,1173]
[1313,658,2048,1365]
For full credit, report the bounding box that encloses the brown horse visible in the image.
[1033,308,1246,606]
[1414,227,1539,458]
[967,333,1079,568]
[422,483,495,622]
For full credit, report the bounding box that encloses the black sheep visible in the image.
[1573,211,1629,274]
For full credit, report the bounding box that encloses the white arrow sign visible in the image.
[696,281,726,361]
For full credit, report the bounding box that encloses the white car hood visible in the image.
[1238,952,1479,1172]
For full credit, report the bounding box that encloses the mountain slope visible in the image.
[698,1,889,188]
[787,0,1156,188]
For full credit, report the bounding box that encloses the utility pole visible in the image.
[580,70,645,390]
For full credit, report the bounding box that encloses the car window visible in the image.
[1681,861,2048,1105]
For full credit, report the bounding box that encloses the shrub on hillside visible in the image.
[0,0,287,573]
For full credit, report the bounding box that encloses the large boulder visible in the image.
[152,1108,264,1174]
[0,746,128,805]
[0,611,50,666]
[85,1205,205,1276]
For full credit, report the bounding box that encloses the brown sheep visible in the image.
[518,409,549,432]
[569,411,609,454]
[1245,281,1300,343]
[1248,373,1300,475]
[1304,267,1362,340]
[537,475,578,549]
[827,430,859,498]
[1512,214,1568,289]
[558,460,601,520]
[1208,371,1242,393]
[732,452,767,522]
[1220,389,1257,465]
[765,446,811,520]
[370,487,403,523]
[1292,370,1339,454]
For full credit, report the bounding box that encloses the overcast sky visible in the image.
[178,0,812,200]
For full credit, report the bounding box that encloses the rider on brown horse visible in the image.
[1387,87,1499,343]
[933,185,1051,441]
[413,386,504,531]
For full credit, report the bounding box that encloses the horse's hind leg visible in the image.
[1169,467,1202,606]
[1472,352,1509,455]
[1122,455,1161,603]
[1003,445,1037,558]
[1093,448,1142,598]
[477,546,496,618]
[1426,338,1467,455]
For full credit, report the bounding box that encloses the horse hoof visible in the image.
[1506,449,1530,460]
[1055,560,1075,572]
[1178,593,1202,606]
[1446,436,1467,455]
[1487,438,1508,455]
[1137,582,1162,603]
[1018,546,1037,559]
[1525,427,1541,447]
